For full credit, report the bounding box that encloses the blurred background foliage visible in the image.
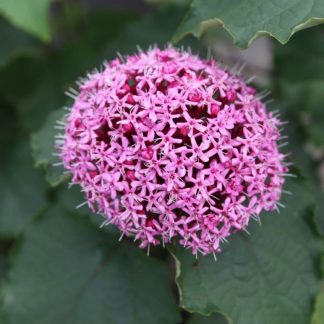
[0,1,323,323]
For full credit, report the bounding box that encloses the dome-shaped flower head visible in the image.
[58,46,287,256]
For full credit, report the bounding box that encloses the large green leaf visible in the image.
[173,0,324,48]
[1,205,180,324]
[0,140,48,238]
[172,177,321,324]
[0,0,52,42]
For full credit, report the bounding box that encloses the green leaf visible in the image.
[0,17,41,68]
[312,286,324,324]
[31,109,67,187]
[1,205,180,324]
[0,140,48,238]
[172,177,321,324]
[0,0,52,42]
[173,0,324,48]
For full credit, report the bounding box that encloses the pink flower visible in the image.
[58,46,287,256]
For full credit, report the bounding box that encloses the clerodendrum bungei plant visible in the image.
[57,46,287,257]
[2,1,324,323]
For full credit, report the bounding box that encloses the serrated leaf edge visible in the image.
[172,5,324,49]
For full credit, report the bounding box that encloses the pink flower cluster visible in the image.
[59,47,287,256]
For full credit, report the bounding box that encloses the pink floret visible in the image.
[59,47,287,255]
